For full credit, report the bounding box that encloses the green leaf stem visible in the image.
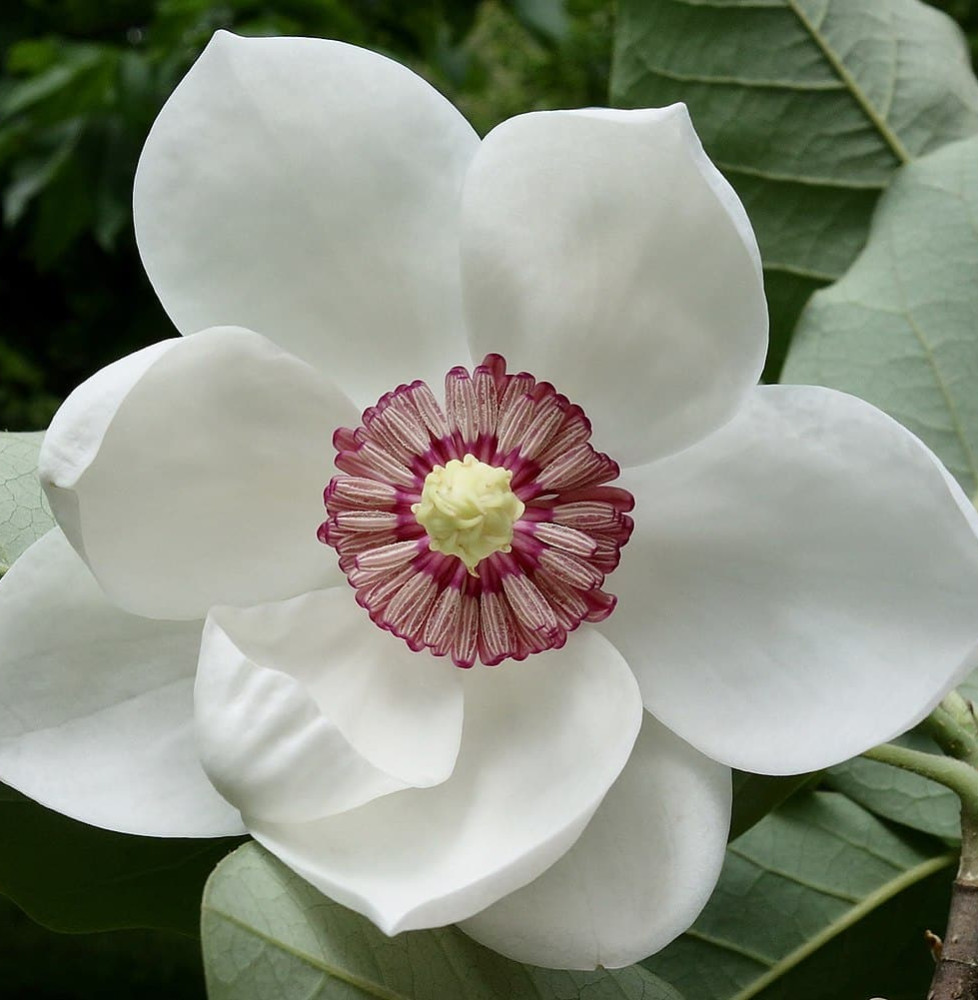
[825,736,962,842]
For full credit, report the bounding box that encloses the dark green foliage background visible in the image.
[0,0,613,431]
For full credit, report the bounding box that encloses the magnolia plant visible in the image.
[3,6,978,1000]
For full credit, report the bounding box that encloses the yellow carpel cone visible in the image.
[412,454,525,575]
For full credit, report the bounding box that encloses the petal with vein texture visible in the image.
[134,31,479,405]
[246,628,642,933]
[604,385,978,774]
[194,589,463,823]
[461,105,767,467]
[40,326,354,620]
[0,529,243,837]
[460,714,731,969]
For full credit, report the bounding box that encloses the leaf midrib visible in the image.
[728,851,956,1000]
[886,249,978,499]
[785,0,911,166]
[203,907,412,1000]
[659,0,911,170]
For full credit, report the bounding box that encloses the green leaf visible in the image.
[0,783,241,936]
[509,0,569,41]
[0,893,207,999]
[610,0,978,376]
[824,731,962,841]
[828,666,978,843]
[5,39,61,76]
[644,791,955,1000]
[782,133,978,497]
[202,841,684,1000]
[729,770,820,841]
[0,431,54,576]
[2,45,105,118]
[3,119,82,225]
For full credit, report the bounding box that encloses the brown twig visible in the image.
[927,882,978,999]
[928,803,978,1000]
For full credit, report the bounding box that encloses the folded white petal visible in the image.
[134,31,479,405]
[194,589,463,823]
[246,628,642,934]
[461,104,767,466]
[604,386,978,774]
[460,713,731,969]
[40,326,355,620]
[0,530,243,837]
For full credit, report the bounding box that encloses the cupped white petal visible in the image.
[134,31,479,404]
[460,104,767,466]
[40,326,355,620]
[604,385,978,775]
[194,589,463,823]
[245,628,642,934]
[0,529,243,837]
[460,713,731,969]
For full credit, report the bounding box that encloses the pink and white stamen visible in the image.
[318,354,634,668]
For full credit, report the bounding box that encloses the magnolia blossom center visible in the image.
[318,353,634,667]
[412,455,526,575]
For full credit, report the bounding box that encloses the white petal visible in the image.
[460,714,731,969]
[603,385,978,774]
[40,326,355,620]
[0,530,243,837]
[246,628,642,933]
[134,31,479,405]
[460,105,767,466]
[194,589,463,823]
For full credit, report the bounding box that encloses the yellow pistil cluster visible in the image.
[412,454,526,575]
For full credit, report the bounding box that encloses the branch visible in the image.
[863,712,978,999]
[860,743,978,816]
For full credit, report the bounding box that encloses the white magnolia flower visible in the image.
[2,31,978,972]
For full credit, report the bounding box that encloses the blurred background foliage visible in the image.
[0,0,613,430]
[0,0,975,431]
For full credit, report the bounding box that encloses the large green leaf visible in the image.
[644,791,955,1000]
[0,783,241,936]
[782,133,978,497]
[0,430,53,575]
[0,893,206,999]
[829,668,978,842]
[611,0,978,375]
[824,731,962,841]
[729,770,820,841]
[202,841,684,1000]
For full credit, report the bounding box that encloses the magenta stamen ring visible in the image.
[319,354,634,667]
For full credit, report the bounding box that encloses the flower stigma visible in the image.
[318,354,635,668]
[412,455,525,575]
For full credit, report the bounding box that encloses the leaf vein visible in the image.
[630,58,845,92]
[726,845,862,902]
[682,928,775,968]
[785,0,910,164]
[713,161,885,191]
[727,851,955,1000]
[203,907,411,1000]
